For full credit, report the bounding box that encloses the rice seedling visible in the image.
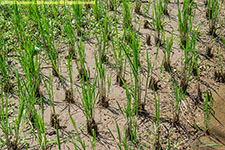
[65,55,75,104]
[95,38,109,108]
[141,0,152,16]
[31,99,48,149]
[163,30,173,72]
[29,4,60,77]
[153,89,162,149]
[69,111,87,150]
[163,0,170,16]
[44,73,60,129]
[152,0,165,46]
[179,23,202,93]
[101,12,110,63]
[143,51,152,112]
[171,82,183,126]
[214,46,225,82]
[109,0,116,11]
[77,38,89,82]
[1,0,225,149]
[177,0,194,48]
[135,0,142,15]
[72,0,83,36]
[93,0,103,21]
[206,0,224,36]
[108,120,124,150]
[122,0,132,29]
[118,78,138,145]
[16,38,42,100]
[30,94,57,149]
[0,79,25,149]
[149,46,160,91]
[56,122,61,150]
[108,119,138,150]
[112,22,126,86]
[206,43,213,58]
[203,90,213,134]
[15,56,52,148]
[122,28,143,115]
[0,37,13,93]
[78,72,98,136]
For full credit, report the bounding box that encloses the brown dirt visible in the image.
[1,0,225,150]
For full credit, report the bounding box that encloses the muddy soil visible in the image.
[0,0,225,150]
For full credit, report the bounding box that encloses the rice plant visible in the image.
[69,111,87,150]
[0,36,13,93]
[16,38,42,100]
[122,0,132,29]
[93,0,103,21]
[135,0,142,15]
[101,12,111,63]
[109,0,117,11]
[29,4,60,77]
[65,55,75,104]
[206,0,224,36]
[72,0,83,36]
[153,89,162,149]
[214,39,225,82]
[108,120,124,150]
[179,23,202,93]
[152,0,165,46]
[118,78,138,145]
[149,45,160,91]
[177,0,194,48]
[43,73,60,129]
[79,73,98,136]
[163,0,170,16]
[77,38,89,82]
[0,77,25,149]
[1,0,225,149]
[122,28,143,115]
[95,37,109,108]
[171,82,183,126]
[163,30,173,72]
[112,22,126,86]
[203,90,213,134]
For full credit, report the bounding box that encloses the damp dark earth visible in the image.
[0,0,225,150]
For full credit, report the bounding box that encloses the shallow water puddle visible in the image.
[209,86,225,147]
[193,86,225,150]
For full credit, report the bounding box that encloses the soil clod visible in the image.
[164,59,171,72]
[197,83,203,103]
[214,69,225,83]
[116,72,125,87]
[52,68,59,77]
[50,113,60,129]
[149,76,159,91]
[144,20,150,29]
[146,34,151,46]
[206,45,213,58]
[3,81,13,93]
[101,54,109,64]
[98,94,109,108]
[135,1,141,15]
[65,89,75,104]
[87,118,98,136]
[138,103,148,116]
[109,1,114,11]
